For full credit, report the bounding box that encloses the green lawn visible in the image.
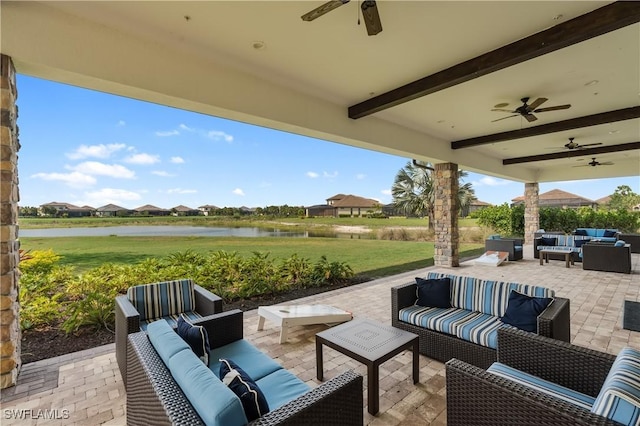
[21,236,484,277]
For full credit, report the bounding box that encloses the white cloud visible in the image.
[83,188,142,205]
[167,188,197,194]
[152,171,175,177]
[170,156,185,164]
[475,176,512,187]
[117,120,126,127]
[207,130,234,143]
[306,172,319,178]
[31,171,96,188]
[233,188,245,196]
[155,130,179,137]
[124,153,160,165]
[381,189,392,196]
[356,173,366,180]
[323,171,338,178]
[69,161,136,179]
[66,143,126,160]
[179,124,195,132]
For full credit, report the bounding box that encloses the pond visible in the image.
[19,225,375,239]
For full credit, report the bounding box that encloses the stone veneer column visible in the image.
[524,182,539,246]
[433,163,459,267]
[0,54,21,389]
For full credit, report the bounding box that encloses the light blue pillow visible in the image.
[591,347,640,425]
[615,240,626,247]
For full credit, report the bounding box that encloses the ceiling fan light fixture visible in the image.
[585,80,599,86]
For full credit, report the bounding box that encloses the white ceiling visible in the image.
[2,1,639,183]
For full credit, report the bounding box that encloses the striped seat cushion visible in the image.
[487,362,596,410]
[591,347,640,425]
[140,310,202,331]
[455,312,511,349]
[127,279,196,321]
[425,272,554,317]
[399,305,481,336]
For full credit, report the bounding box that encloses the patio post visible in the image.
[524,183,540,245]
[433,162,459,267]
[0,54,21,389]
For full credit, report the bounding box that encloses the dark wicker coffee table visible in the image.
[316,318,419,415]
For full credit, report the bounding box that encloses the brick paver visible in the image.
[1,247,638,425]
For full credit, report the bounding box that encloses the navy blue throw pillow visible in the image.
[574,229,588,236]
[219,358,269,421]
[603,229,617,237]
[415,277,451,308]
[539,237,557,246]
[176,314,210,364]
[574,238,590,248]
[501,291,553,333]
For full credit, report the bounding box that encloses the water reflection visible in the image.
[19,225,374,239]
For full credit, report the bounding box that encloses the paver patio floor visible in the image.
[2,246,639,425]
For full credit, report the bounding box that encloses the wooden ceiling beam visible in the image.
[503,141,640,165]
[348,1,640,119]
[451,107,640,149]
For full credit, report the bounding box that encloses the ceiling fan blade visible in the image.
[580,142,604,148]
[524,114,537,123]
[527,97,548,110]
[301,0,349,21]
[534,104,571,113]
[491,115,518,122]
[600,162,615,165]
[361,1,382,35]
[491,108,516,113]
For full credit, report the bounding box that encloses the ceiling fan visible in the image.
[301,0,383,36]
[574,157,615,167]
[491,97,571,123]
[550,137,604,151]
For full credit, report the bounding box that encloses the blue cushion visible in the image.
[140,310,203,331]
[256,368,311,411]
[209,339,282,381]
[603,229,617,238]
[454,312,507,349]
[127,279,195,321]
[176,314,210,364]
[488,362,595,409]
[574,239,589,248]
[489,234,501,240]
[540,237,557,247]
[500,291,553,332]
[574,229,588,236]
[615,240,626,247]
[146,319,191,365]
[220,359,269,421]
[415,277,451,308]
[399,305,480,335]
[170,350,247,426]
[591,347,640,425]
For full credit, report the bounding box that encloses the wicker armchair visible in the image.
[582,242,632,274]
[484,237,524,261]
[126,310,364,426]
[446,327,621,425]
[115,279,223,387]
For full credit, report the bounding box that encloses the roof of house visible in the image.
[97,204,128,212]
[330,194,380,208]
[172,205,197,212]
[326,194,348,201]
[512,189,595,204]
[134,204,168,212]
[41,202,94,210]
[595,195,612,204]
[198,204,219,209]
[470,199,492,206]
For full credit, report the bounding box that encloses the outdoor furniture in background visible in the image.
[534,232,589,263]
[316,318,418,415]
[582,242,632,274]
[484,236,523,261]
[539,247,574,268]
[257,304,352,344]
[446,327,629,426]
[618,233,640,254]
[115,278,223,387]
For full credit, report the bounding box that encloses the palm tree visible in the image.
[391,161,475,229]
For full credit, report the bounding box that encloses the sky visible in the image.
[16,75,640,210]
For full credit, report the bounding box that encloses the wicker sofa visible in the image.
[534,231,590,263]
[115,278,223,387]
[391,272,570,369]
[126,309,363,426]
[582,241,632,274]
[446,327,639,425]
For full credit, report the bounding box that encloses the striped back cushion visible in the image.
[127,279,195,321]
[591,347,640,425]
[426,272,554,317]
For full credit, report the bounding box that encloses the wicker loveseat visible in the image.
[391,271,570,369]
[115,278,223,387]
[446,327,640,425]
[126,309,363,426]
[582,241,632,274]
